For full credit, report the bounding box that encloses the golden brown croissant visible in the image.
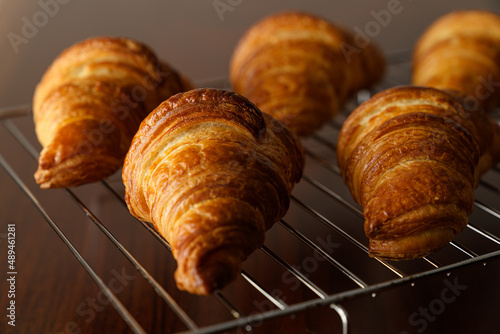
[412,10,500,111]
[33,36,192,188]
[337,86,500,260]
[230,11,385,137]
[122,88,304,295]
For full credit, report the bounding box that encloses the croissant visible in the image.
[122,88,304,295]
[337,86,500,260]
[412,10,500,111]
[230,11,385,137]
[33,36,192,188]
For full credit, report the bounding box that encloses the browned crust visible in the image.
[33,36,192,188]
[412,10,500,110]
[230,11,385,137]
[122,88,304,294]
[337,85,500,260]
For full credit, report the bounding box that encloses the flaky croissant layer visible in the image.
[412,10,500,111]
[230,11,385,137]
[33,36,191,188]
[337,86,500,260]
[123,88,304,295]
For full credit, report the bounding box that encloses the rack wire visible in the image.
[1,50,500,333]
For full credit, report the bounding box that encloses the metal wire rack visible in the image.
[1,50,500,333]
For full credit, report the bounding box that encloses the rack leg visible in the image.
[329,303,349,334]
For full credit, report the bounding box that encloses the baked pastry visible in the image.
[337,86,500,260]
[33,36,192,188]
[230,11,385,137]
[412,10,500,111]
[122,88,304,295]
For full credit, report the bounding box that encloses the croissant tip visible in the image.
[34,169,57,189]
[176,266,239,296]
[175,249,245,295]
[368,227,456,261]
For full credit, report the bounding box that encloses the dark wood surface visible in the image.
[1,1,500,334]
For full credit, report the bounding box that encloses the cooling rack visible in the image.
[1,50,500,334]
